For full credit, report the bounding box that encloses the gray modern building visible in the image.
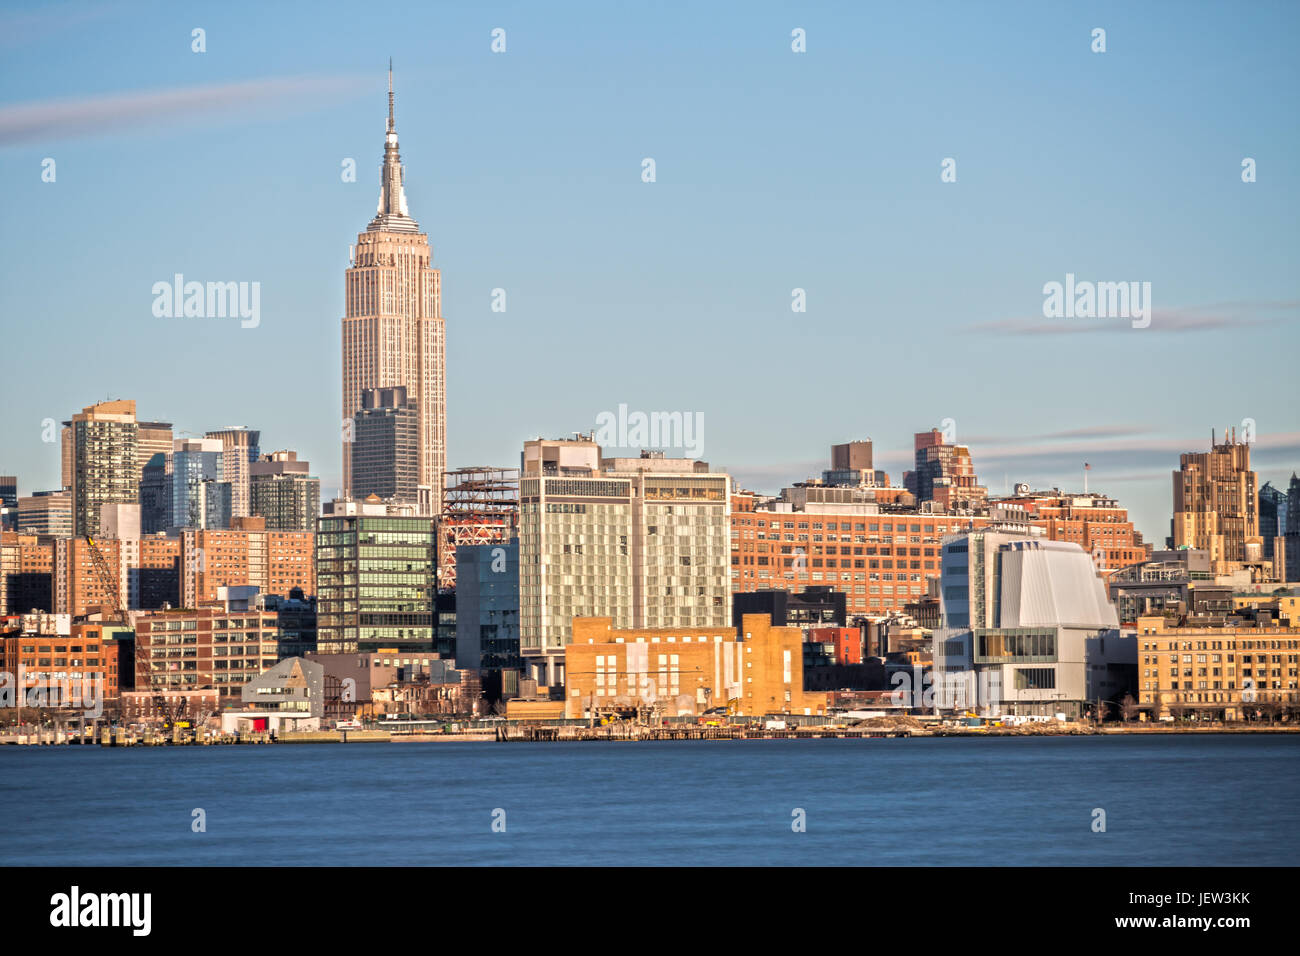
[455,540,521,700]
[350,387,420,504]
[239,656,324,718]
[933,528,1135,719]
[171,438,231,530]
[139,453,172,533]
[1260,481,1287,562]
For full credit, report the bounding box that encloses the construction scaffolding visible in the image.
[438,466,520,589]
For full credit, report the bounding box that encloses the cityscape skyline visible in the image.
[2,2,1300,896]
[1,1,1298,546]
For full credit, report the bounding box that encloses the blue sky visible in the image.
[1,0,1297,542]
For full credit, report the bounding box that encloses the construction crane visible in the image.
[84,536,184,728]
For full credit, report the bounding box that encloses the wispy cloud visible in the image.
[0,75,362,146]
[962,424,1154,446]
[964,301,1297,336]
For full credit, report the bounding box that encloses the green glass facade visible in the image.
[315,514,435,653]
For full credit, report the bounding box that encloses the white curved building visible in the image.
[934,528,1134,719]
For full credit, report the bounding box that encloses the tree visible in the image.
[1120,694,1139,722]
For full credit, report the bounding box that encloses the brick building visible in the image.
[133,590,280,707]
[0,613,129,711]
[563,613,826,719]
[731,489,983,618]
[1136,610,1300,721]
[181,518,313,607]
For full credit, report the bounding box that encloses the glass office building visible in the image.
[315,509,435,653]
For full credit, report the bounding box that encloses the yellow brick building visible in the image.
[1136,614,1300,720]
[564,614,826,720]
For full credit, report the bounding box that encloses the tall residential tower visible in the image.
[341,63,445,513]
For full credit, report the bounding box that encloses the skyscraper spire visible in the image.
[343,61,445,515]
[370,58,418,233]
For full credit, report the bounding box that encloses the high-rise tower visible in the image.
[1171,429,1262,574]
[342,62,445,511]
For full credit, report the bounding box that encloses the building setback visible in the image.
[350,387,420,504]
[904,427,988,511]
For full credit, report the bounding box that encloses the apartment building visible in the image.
[133,589,280,706]
[68,399,139,537]
[249,450,321,532]
[205,427,260,519]
[0,613,129,706]
[519,438,730,687]
[181,518,314,608]
[0,532,55,616]
[1136,611,1300,720]
[171,438,231,531]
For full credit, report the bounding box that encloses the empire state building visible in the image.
[342,63,445,511]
